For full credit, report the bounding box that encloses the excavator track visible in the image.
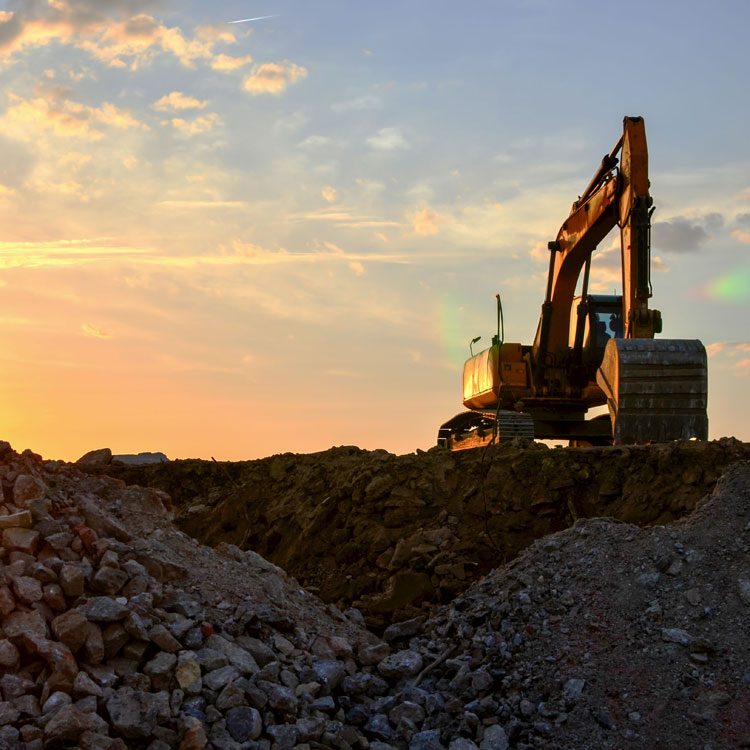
[437,409,535,451]
[596,338,708,444]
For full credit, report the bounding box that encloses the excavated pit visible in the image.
[99,438,750,629]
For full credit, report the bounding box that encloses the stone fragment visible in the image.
[82,622,105,664]
[73,670,103,698]
[479,725,509,750]
[563,678,586,707]
[378,649,424,679]
[0,639,20,670]
[225,706,262,742]
[661,628,692,646]
[0,701,20,725]
[76,448,113,465]
[203,665,240,691]
[144,651,177,676]
[383,616,425,642]
[312,659,346,691]
[266,723,299,748]
[175,652,202,690]
[105,687,162,739]
[92,566,129,595]
[0,510,33,529]
[0,586,15,617]
[44,705,95,742]
[2,608,48,640]
[12,575,43,604]
[102,623,129,658]
[52,610,90,652]
[59,564,86,597]
[13,474,47,506]
[738,577,750,606]
[42,691,73,715]
[215,681,245,710]
[149,623,181,652]
[410,729,444,749]
[79,597,128,622]
[2,527,40,554]
[204,634,258,675]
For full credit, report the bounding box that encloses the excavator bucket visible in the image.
[596,339,708,444]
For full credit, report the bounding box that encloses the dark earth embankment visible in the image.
[98,438,750,628]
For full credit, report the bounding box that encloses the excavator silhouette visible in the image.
[438,117,708,449]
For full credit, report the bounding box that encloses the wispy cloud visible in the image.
[1,94,148,142]
[153,91,208,112]
[367,127,409,151]
[242,61,308,96]
[411,206,441,236]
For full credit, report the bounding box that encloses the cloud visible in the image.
[153,91,208,112]
[164,112,221,136]
[321,186,338,204]
[411,207,441,236]
[1,94,148,141]
[366,127,409,151]
[241,61,308,96]
[211,53,253,72]
[651,213,726,254]
[81,323,112,339]
[331,95,381,113]
[706,341,750,376]
[0,5,246,73]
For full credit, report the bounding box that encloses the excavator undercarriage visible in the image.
[438,117,709,449]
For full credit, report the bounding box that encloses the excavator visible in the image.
[438,116,708,449]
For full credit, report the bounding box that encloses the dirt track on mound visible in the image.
[99,438,750,629]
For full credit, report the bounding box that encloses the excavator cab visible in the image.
[570,294,624,363]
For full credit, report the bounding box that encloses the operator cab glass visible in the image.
[569,294,623,353]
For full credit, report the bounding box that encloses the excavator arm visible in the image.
[535,116,660,366]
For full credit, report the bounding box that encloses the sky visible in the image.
[0,0,747,461]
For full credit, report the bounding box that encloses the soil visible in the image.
[98,438,750,629]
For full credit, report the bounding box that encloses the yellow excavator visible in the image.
[438,116,708,449]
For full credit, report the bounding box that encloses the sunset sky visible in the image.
[0,0,747,461]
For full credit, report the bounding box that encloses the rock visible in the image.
[2,527,40,554]
[312,659,347,691]
[13,474,47,505]
[0,639,20,670]
[11,575,42,604]
[410,729,445,749]
[0,510,33,529]
[112,452,169,465]
[76,448,113,465]
[0,701,20,725]
[266,723,298,748]
[149,623,182,652]
[204,634,258,674]
[449,740,479,750]
[378,650,424,679]
[738,577,750,606]
[92,566,129,595]
[79,597,128,622]
[479,725,508,750]
[662,628,693,647]
[44,705,95,742]
[59,564,86,597]
[563,678,586,707]
[144,651,177,676]
[175,652,202,690]
[52,610,90,652]
[204,665,241,691]
[225,706,262,742]
[2,608,48,640]
[383,616,425,642]
[105,687,162,739]
[0,586,15,617]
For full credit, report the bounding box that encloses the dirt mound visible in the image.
[100,439,750,627]
[0,438,749,749]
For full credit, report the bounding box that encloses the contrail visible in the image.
[227,15,277,24]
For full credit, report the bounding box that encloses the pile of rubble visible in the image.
[100,439,750,627]
[1,437,748,749]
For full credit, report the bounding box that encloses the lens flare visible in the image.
[706,268,750,302]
